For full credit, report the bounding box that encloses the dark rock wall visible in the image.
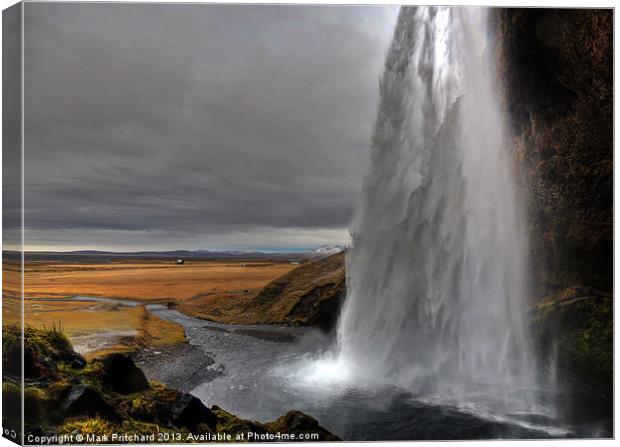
[492,8,613,297]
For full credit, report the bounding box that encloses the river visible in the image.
[135,304,611,440]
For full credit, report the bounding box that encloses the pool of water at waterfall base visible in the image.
[142,305,612,440]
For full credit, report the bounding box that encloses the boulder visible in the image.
[266,410,340,441]
[62,385,119,421]
[102,354,149,394]
[58,349,87,369]
[70,356,87,369]
[170,392,217,431]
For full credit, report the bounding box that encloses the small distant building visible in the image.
[176,258,184,265]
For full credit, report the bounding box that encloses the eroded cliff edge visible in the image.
[493,8,612,294]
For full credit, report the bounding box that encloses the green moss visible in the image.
[211,407,267,435]
[9,326,338,442]
[43,379,73,407]
[59,418,116,437]
[59,359,103,376]
[2,325,22,353]
[534,289,612,387]
[563,297,612,385]
[3,324,74,379]
[21,325,72,358]
[120,419,189,437]
[24,386,45,422]
[2,381,21,396]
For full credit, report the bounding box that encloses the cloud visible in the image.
[23,3,398,250]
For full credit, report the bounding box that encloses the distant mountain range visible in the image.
[19,247,346,262]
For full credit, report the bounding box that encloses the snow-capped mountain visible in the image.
[313,245,346,255]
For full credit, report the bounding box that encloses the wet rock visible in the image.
[62,385,119,421]
[70,356,87,369]
[492,9,613,295]
[102,353,149,394]
[170,392,218,432]
[27,348,59,380]
[533,288,612,388]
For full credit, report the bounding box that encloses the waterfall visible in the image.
[336,7,542,413]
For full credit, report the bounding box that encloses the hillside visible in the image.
[244,251,346,329]
[178,252,346,330]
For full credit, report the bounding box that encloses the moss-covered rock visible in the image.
[211,406,340,441]
[3,324,86,379]
[532,287,612,389]
[62,385,120,421]
[3,326,339,442]
[265,410,340,441]
[101,353,149,394]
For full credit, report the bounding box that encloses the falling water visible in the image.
[335,7,543,414]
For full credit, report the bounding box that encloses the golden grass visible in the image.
[10,259,296,358]
[24,260,296,302]
[3,260,22,325]
[177,252,346,325]
[137,307,187,349]
[22,299,186,360]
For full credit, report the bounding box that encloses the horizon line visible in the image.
[4,245,347,254]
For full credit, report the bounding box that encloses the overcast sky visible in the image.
[23,3,399,252]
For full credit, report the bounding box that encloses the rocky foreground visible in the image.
[2,326,338,444]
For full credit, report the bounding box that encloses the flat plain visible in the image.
[13,259,298,358]
[24,260,297,301]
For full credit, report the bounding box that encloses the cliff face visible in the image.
[176,252,346,330]
[492,9,613,390]
[248,252,346,330]
[493,9,613,297]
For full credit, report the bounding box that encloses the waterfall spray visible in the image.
[336,7,543,413]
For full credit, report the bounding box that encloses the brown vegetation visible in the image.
[23,300,186,360]
[14,256,343,358]
[177,252,346,329]
[24,260,296,301]
[17,259,299,357]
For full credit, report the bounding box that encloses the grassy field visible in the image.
[9,259,298,358]
[24,260,296,301]
[21,298,186,360]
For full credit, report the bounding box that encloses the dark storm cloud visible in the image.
[23,3,398,250]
